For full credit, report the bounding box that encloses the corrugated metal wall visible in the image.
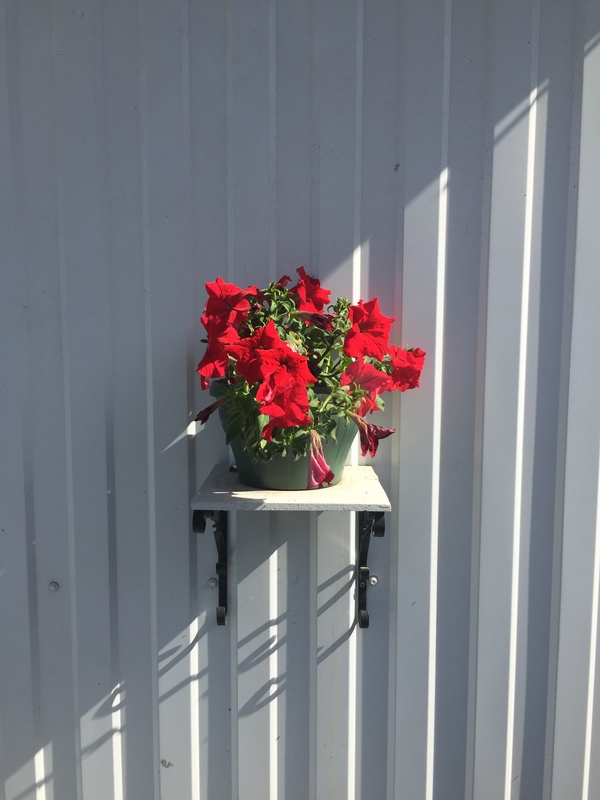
[1,0,599,798]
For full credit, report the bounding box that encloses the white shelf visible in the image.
[191,464,391,512]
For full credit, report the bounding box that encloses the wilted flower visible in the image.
[307,430,335,489]
[347,412,396,458]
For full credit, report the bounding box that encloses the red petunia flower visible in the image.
[307,430,335,489]
[256,343,315,433]
[347,411,396,458]
[202,277,259,329]
[386,345,426,391]
[260,381,314,440]
[343,298,395,360]
[291,267,331,313]
[340,359,391,416]
[228,320,289,386]
[196,321,241,389]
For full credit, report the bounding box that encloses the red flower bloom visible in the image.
[340,359,391,416]
[307,430,335,489]
[256,349,315,405]
[291,267,331,313]
[386,345,426,391]
[343,298,395,360]
[347,411,396,458]
[202,277,259,328]
[227,320,316,436]
[256,342,315,433]
[260,381,314,440]
[229,320,289,386]
[196,322,241,389]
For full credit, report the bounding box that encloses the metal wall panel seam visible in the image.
[51,2,83,796]
[350,2,364,797]
[425,0,452,796]
[464,3,496,798]
[351,0,363,307]
[386,488,400,800]
[269,544,279,800]
[569,8,600,796]
[1,2,40,796]
[268,10,279,787]
[309,512,318,800]
[0,4,11,790]
[542,3,586,796]
[225,0,234,282]
[188,608,201,800]
[348,514,358,800]
[230,512,239,800]
[473,0,540,791]
[503,1,540,797]
[582,454,600,799]
[179,2,202,797]
[268,0,277,285]
[309,0,320,272]
[137,3,161,794]
[97,1,125,794]
[386,3,407,790]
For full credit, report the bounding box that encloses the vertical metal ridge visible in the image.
[189,610,201,800]
[425,1,452,797]
[465,3,496,796]
[388,7,406,795]
[229,512,239,800]
[179,3,201,797]
[348,0,364,487]
[0,17,11,789]
[348,5,364,795]
[542,6,585,798]
[50,2,83,795]
[268,0,277,284]
[179,0,197,482]
[386,467,401,800]
[225,0,234,281]
[268,530,279,800]
[137,4,160,795]
[96,0,124,793]
[5,2,45,795]
[309,0,319,271]
[348,513,358,800]
[308,512,318,800]
[351,0,363,305]
[504,2,540,795]
[582,450,600,798]
[180,0,197,426]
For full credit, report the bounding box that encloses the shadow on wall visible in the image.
[3,4,598,800]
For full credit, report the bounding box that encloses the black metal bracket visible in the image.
[192,506,385,629]
[193,509,228,625]
[356,510,386,628]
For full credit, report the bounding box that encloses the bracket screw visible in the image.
[207,578,218,589]
[369,575,379,586]
[48,582,60,592]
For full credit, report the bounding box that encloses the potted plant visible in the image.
[195,267,425,490]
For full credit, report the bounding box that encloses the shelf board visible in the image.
[191,464,391,512]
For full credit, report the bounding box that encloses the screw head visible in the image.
[207,578,218,589]
[369,575,379,586]
[48,581,60,592]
